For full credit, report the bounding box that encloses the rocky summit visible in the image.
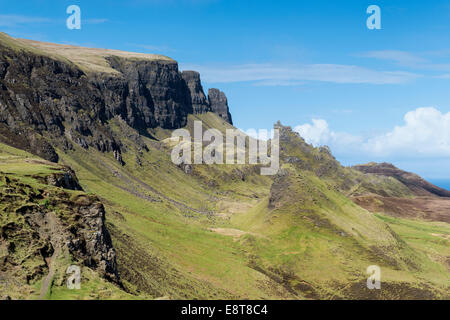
[0,32,448,300]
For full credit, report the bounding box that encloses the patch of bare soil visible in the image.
[210,228,248,239]
[38,212,63,299]
[209,228,265,241]
[24,159,55,166]
[352,195,450,223]
[215,201,255,219]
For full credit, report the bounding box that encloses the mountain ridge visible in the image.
[353,162,450,197]
[0,33,448,300]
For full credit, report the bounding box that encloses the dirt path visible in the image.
[39,246,60,299]
[38,213,61,300]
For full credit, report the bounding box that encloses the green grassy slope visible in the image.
[1,113,448,299]
[56,115,292,299]
[0,32,174,75]
[230,165,449,299]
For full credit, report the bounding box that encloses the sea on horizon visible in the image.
[428,179,450,192]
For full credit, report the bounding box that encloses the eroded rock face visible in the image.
[0,45,121,161]
[101,56,193,130]
[0,173,120,285]
[208,88,233,124]
[181,71,211,114]
[268,169,290,209]
[66,199,119,282]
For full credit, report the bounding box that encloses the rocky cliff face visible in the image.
[208,88,233,124]
[0,44,120,162]
[100,56,194,130]
[0,36,232,163]
[182,72,234,124]
[181,71,211,114]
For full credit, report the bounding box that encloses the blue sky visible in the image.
[1,0,450,181]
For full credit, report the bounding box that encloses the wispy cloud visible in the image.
[360,50,450,73]
[132,43,175,53]
[252,80,306,87]
[0,14,52,27]
[434,73,450,79]
[181,63,421,85]
[359,50,427,67]
[0,14,108,27]
[84,18,109,25]
[129,0,218,5]
[423,49,450,57]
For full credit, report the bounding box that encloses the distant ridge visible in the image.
[353,162,450,198]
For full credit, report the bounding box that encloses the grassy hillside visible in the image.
[230,165,449,298]
[1,113,449,299]
[0,32,174,75]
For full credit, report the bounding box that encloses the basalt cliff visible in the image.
[0,33,232,164]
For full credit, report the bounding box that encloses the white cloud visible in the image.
[294,107,450,159]
[364,107,450,157]
[294,120,363,154]
[295,119,331,146]
[181,63,420,85]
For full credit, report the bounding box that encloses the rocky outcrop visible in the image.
[182,72,234,124]
[36,166,83,190]
[66,197,119,282]
[268,168,290,209]
[353,162,450,197]
[0,171,120,286]
[208,88,233,124]
[181,71,211,114]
